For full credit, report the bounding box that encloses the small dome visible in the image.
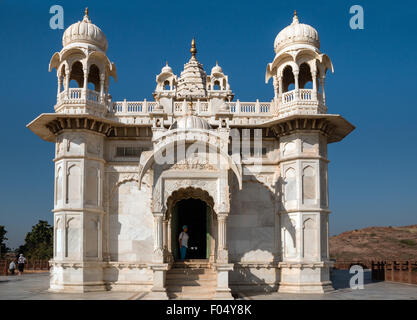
[62,9,108,52]
[274,13,320,53]
[211,62,223,75]
[161,62,173,74]
[170,115,212,130]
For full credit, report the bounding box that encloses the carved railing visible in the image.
[280,89,324,105]
[112,99,155,114]
[57,88,104,105]
[228,100,272,116]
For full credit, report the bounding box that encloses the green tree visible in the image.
[0,225,10,258]
[18,220,53,260]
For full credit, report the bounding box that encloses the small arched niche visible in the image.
[282,65,295,92]
[88,64,100,91]
[69,61,84,88]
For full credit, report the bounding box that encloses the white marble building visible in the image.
[28,9,354,299]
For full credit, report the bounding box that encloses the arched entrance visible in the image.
[166,187,215,263]
[171,199,211,260]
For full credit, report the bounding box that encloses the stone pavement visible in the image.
[0,270,416,300]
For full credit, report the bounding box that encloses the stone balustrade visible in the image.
[54,88,327,119]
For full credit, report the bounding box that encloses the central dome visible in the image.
[170,115,212,130]
[274,12,320,53]
[62,9,108,52]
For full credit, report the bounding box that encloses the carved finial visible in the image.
[190,38,197,58]
[166,61,168,66]
[85,7,89,17]
[292,10,299,24]
[216,60,218,66]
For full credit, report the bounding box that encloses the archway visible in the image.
[167,187,215,262]
[172,199,210,260]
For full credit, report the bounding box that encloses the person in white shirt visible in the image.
[17,254,26,275]
[9,260,16,275]
[178,225,189,260]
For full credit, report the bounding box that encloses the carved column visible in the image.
[83,67,88,99]
[153,213,164,263]
[64,66,70,99]
[57,74,62,100]
[278,76,283,100]
[145,211,169,300]
[294,70,300,100]
[99,73,105,103]
[312,71,317,100]
[214,212,233,300]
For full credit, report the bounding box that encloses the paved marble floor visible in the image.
[0,270,416,300]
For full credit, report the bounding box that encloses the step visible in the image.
[166,279,217,287]
[168,292,215,300]
[172,263,211,269]
[168,268,214,275]
[167,285,216,293]
[166,273,217,281]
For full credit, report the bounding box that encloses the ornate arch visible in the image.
[166,187,215,219]
[138,134,242,190]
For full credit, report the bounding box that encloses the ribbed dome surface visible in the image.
[62,12,108,52]
[211,62,223,75]
[170,115,212,130]
[274,14,319,53]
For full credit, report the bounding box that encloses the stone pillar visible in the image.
[83,67,88,99]
[293,70,300,101]
[145,212,169,300]
[153,213,164,263]
[57,75,62,100]
[214,212,234,300]
[312,71,317,100]
[49,130,106,293]
[278,76,283,100]
[64,66,70,99]
[99,73,105,103]
[278,130,333,293]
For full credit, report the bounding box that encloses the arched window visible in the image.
[69,61,84,88]
[298,63,313,89]
[88,64,100,91]
[282,65,295,92]
[213,80,220,90]
[163,80,170,90]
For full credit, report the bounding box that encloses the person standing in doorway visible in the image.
[178,225,189,260]
[17,254,26,275]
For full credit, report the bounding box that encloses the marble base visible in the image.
[213,289,234,300]
[278,281,334,294]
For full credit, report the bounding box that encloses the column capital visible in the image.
[217,212,229,219]
[152,211,164,217]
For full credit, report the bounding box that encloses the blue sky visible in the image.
[0,0,416,248]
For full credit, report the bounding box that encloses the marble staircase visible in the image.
[166,260,217,300]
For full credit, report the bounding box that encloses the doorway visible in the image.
[171,198,211,260]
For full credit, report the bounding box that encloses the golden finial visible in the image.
[294,10,297,17]
[85,7,89,16]
[190,38,197,58]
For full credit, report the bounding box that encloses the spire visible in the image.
[292,9,299,24]
[83,7,91,22]
[190,38,197,58]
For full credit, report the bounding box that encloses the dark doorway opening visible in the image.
[172,198,208,260]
